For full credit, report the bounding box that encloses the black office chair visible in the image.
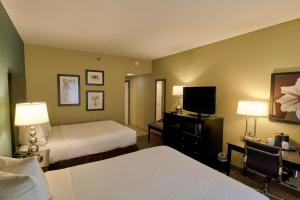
[244,139,283,200]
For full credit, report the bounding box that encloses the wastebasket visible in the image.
[217,152,228,173]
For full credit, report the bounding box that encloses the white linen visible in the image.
[46,168,74,200]
[46,146,268,200]
[0,156,51,200]
[19,120,136,163]
[0,171,44,200]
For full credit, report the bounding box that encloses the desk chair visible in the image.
[244,139,283,200]
[148,121,163,143]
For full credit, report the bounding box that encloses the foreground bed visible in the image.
[46,146,268,200]
[19,120,137,169]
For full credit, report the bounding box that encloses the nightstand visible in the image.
[38,149,50,171]
[13,149,50,172]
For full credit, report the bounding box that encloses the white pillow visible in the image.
[0,156,52,200]
[19,124,48,146]
[0,171,44,200]
[42,122,52,134]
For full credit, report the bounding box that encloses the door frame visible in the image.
[125,80,130,125]
[155,79,166,122]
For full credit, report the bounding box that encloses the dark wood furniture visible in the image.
[227,141,300,176]
[163,112,223,168]
[148,122,163,142]
[48,144,138,170]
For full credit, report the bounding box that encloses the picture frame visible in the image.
[57,74,80,106]
[270,71,300,124]
[86,90,104,111]
[86,70,104,85]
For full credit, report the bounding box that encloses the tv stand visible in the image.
[163,112,223,168]
[187,113,211,118]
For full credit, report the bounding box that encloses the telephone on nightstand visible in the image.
[12,151,30,158]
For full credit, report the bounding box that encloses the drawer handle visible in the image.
[194,142,198,145]
[194,151,198,155]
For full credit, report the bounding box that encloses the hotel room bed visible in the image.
[19,120,138,169]
[45,146,268,200]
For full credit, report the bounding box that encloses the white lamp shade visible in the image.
[15,102,49,126]
[172,86,184,96]
[237,100,268,117]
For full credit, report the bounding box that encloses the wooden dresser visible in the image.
[163,112,223,168]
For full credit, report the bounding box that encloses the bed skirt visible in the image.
[48,144,139,170]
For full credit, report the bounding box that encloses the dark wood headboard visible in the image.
[8,72,27,153]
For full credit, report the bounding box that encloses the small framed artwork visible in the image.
[270,71,300,124]
[57,74,80,106]
[86,90,104,111]
[86,70,104,85]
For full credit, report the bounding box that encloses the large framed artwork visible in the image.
[86,90,104,111]
[270,71,300,124]
[86,70,104,85]
[57,74,80,106]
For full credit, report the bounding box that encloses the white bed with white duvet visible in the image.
[19,120,136,164]
[45,146,268,200]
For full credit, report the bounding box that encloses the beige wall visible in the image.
[133,18,300,166]
[25,44,151,125]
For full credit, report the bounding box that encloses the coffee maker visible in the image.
[274,133,289,147]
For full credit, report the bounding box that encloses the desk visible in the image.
[227,140,300,176]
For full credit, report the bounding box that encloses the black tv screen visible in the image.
[183,86,216,114]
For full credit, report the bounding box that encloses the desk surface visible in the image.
[229,140,300,167]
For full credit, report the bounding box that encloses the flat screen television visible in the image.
[183,86,216,115]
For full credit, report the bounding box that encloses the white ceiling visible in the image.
[2,0,300,60]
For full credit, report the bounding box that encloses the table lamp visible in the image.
[15,102,49,155]
[172,86,184,114]
[237,100,268,141]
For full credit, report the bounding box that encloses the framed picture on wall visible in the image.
[86,70,104,85]
[57,74,80,106]
[86,90,104,111]
[270,71,300,124]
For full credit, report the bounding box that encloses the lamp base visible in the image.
[244,135,260,142]
[175,96,182,114]
[175,106,182,114]
[28,126,39,155]
[28,144,39,154]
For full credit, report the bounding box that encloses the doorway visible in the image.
[155,79,166,122]
[125,80,130,125]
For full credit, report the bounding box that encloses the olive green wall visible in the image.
[25,44,151,125]
[133,18,300,166]
[0,2,25,156]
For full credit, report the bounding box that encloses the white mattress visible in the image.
[45,146,268,200]
[20,120,136,163]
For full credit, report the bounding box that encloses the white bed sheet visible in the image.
[20,120,136,163]
[46,146,268,200]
